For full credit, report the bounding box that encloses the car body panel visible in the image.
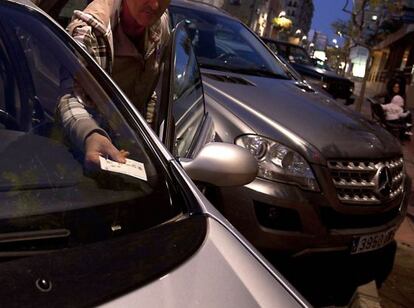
[101,217,305,308]
[202,70,401,160]
[216,175,410,254]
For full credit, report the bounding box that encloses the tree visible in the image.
[333,0,402,112]
[331,19,353,75]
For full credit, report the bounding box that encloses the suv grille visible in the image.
[328,157,405,205]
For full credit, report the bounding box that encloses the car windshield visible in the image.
[169,6,291,79]
[0,3,182,249]
[315,59,333,71]
[288,46,314,65]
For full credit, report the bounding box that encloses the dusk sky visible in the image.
[311,0,351,41]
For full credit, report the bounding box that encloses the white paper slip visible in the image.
[99,156,147,181]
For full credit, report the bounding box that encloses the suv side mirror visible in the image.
[179,143,257,187]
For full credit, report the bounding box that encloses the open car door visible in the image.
[157,21,215,160]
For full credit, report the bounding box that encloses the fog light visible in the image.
[254,201,302,231]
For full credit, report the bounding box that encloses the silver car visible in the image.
[0,0,309,306]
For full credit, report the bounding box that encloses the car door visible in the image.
[157,21,215,159]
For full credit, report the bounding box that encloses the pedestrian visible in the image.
[380,81,412,136]
[57,0,170,168]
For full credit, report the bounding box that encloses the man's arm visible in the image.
[59,19,108,148]
[58,93,109,151]
[58,18,126,165]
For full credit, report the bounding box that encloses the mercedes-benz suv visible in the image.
[169,0,411,257]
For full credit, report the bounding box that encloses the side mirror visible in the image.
[179,143,258,187]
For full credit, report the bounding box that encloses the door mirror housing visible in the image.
[179,143,258,187]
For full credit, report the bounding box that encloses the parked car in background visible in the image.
[0,0,310,306]
[169,1,411,261]
[261,38,355,105]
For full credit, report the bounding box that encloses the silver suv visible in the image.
[0,0,308,306]
[169,0,411,257]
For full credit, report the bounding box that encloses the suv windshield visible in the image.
[169,6,290,79]
[0,3,182,251]
[288,46,313,65]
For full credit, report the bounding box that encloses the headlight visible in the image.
[235,135,319,191]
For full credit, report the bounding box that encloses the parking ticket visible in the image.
[99,156,147,181]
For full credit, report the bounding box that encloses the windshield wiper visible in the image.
[199,63,289,79]
[198,62,231,72]
[226,67,290,79]
[0,228,70,258]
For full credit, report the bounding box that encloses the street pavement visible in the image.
[350,94,414,308]
[378,125,414,308]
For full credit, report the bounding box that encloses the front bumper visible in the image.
[217,175,411,256]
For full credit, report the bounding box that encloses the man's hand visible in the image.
[84,132,129,169]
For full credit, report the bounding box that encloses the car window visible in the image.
[171,25,205,158]
[0,3,182,246]
[266,41,288,59]
[169,6,291,79]
[264,41,277,53]
[56,0,89,27]
[288,46,313,65]
[37,0,89,28]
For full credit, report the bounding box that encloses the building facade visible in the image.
[283,0,314,36]
[366,0,414,106]
[192,0,313,42]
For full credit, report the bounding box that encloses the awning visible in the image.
[374,24,414,50]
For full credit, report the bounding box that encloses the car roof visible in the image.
[261,38,307,50]
[171,0,237,20]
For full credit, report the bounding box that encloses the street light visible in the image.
[302,35,307,41]
[371,15,378,21]
[278,11,286,17]
[332,38,338,44]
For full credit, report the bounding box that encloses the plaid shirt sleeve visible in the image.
[57,17,112,151]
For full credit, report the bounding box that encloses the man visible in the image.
[58,0,170,167]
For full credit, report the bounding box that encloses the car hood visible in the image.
[101,218,306,308]
[292,63,351,82]
[202,70,401,161]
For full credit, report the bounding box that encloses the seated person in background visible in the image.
[381,88,412,136]
[381,94,410,121]
[58,0,170,169]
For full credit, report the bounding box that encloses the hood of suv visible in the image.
[202,70,401,161]
[291,63,351,83]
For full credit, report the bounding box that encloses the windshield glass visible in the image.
[0,3,182,249]
[288,46,313,65]
[169,6,290,79]
[315,59,333,71]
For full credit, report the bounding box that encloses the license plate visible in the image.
[351,227,396,254]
